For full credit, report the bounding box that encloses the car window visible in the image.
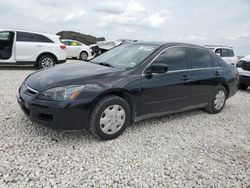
[62,41,71,46]
[71,41,78,46]
[228,49,235,57]
[77,42,82,46]
[0,32,11,41]
[221,49,229,57]
[220,49,234,57]
[17,32,53,43]
[152,47,188,71]
[189,48,213,68]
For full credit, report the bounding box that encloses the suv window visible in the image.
[189,48,213,68]
[152,47,188,71]
[17,32,53,43]
[218,48,235,57]
[0,32,11,41]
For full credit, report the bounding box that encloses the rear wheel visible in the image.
[89,95,131,140]
[37,55,56,69]
[204,86,227,114]
[80,51,88,61]
[238,83,248,90]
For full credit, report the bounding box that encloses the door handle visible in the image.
[180,75,191,81]
[36,45,42,47]
[215,71,220,76]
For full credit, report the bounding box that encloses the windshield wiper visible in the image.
[96,62,114,68]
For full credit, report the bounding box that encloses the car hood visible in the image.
[25,62,122,91]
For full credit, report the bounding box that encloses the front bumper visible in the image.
[17,93,91,130]
[239,75,250,86]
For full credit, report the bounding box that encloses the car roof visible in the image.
[134,41,208,50]
[204,45,234,50]
[0,29,57,37]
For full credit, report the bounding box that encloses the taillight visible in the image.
[60,44,66,50]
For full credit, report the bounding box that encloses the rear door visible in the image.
[140,47,192,116]
[188,48,222,105]
[16,32,53,62]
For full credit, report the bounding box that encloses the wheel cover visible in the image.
[100,105,126,135]
[214,90,226,110]
[80,52,88,60]
[41,57,54,68]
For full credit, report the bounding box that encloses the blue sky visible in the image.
[0,0,249,55]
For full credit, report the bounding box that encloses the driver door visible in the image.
[0,31,15,63]
[140,47,192,116]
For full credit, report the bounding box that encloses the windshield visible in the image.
[91,44,158,69]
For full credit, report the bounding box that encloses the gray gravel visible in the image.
[0,64,250,187]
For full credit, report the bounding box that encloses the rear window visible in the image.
[189,48,213,69]
[220,49,234,57]
[17,32,53,43]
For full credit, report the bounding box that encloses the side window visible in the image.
[228,49,234,57]
[62,41,70,46]
[17,32,53,43]
[34,34,53,43]
[221,49,234,57]
[77,42,82,46]
[17,32,35,42]
[0,32,11,41]
[71,41,78,46]
[152,47,188,71]
[189,48,213,68]
[215,49,222,56]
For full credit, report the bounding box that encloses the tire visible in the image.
[238,83,248,90]
[80,51,88,61]
[204,86,227,114]
[37,55,56,69]
[89,95,131,140]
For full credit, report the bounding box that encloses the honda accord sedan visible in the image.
[18,42,238,140]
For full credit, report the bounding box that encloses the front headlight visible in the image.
[38,85,85,101]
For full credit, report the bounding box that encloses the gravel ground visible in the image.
[0,63,249,187]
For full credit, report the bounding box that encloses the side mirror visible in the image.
[145,64,168,74]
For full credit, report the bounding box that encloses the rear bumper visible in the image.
[239,75,250,86]
[17,94,91,130]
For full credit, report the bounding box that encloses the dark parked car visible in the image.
[18,42,238,140]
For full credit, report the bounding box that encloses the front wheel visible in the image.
[204,86,227,114]
[80,51,88,61]
[89,95,131,140]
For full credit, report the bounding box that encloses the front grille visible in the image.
[242,62,250,71]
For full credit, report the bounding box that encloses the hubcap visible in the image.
[41,58,54,68]
[81,53,88,60]
[214,90,226,110]
[100,105,126,135]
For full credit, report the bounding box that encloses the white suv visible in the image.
[61,39,94,61]
[205,45,238,65]
[0,29,66,68]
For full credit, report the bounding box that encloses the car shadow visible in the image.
[0,65,37,70]
[18,108,206,144]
